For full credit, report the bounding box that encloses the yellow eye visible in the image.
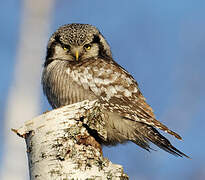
[84,44,91,50]
[62,44,70,51]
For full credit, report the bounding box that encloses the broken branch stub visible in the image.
[14,100,128,180]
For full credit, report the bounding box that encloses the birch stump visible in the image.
[14,100,128,180]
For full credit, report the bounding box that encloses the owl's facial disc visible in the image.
[45,23,112,66]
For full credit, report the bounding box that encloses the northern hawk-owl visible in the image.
[42,23,189,158]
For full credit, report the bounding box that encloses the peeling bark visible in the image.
[14,100,128,180]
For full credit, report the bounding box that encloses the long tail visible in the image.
[132,122,190,158]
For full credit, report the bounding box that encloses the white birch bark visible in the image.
[1,0,54,179]
[14,100,128,180]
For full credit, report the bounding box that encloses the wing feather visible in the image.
[70,58,182,140]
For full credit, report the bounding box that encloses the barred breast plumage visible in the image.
[42,60,97,108]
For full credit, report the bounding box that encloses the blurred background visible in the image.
[0,0,205,179]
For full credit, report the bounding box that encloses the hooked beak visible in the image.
[75,50,79,61]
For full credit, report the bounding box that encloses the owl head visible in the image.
[45,24,112,65]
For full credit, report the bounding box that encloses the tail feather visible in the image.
[144,118,183,140]
[134,122,190,158]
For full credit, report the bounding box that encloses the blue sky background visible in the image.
[1,0,205,179]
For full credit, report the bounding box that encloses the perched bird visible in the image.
[42,23,189,158]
